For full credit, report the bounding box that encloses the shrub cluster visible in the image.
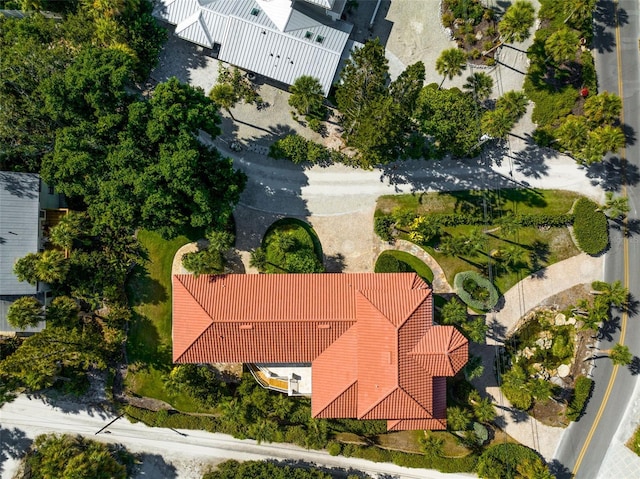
[454,271,499,311]
[477,443,549,479]
[573,198,608,255]
[374,215,395,242]
[566,375,594,421]
[269,134,351,166]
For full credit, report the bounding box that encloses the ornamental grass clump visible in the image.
[454,271,499,311]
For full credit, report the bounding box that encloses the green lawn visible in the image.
[374,250,434,283]
[377,189,581,217]
[125,229,208,412]
[377,190,582,294]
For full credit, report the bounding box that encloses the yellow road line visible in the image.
[572,0,630,475]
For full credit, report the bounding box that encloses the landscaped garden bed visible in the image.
[375,189,582,294]
[250,218,324,273]
[441,0,500,65]
[374,250,434,283]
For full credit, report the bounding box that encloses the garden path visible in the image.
[470,252,604,461]
[376,239,454,293]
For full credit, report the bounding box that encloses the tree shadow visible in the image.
[150,23,212,88]
[0,426,32,475]
[127,266,168,307]
[585,155,640,191]
[548,459,573,479]
[609,218,640,238]
[628,356,640,376]
[135,453,178,478]
[496,404,530,423]
[487,317,507,343]
[622,122,636,147]
[508,140,554,180]
[0,171,39,199]
[597,315,621,341]
[324,253,346,273]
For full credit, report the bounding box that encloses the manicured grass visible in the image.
[377,190,582,294]
[375,430,472,457]
[374,250,434,283]
[377,189,581,217]
[125,229,208,412]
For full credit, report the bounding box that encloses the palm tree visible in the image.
[563,0,597,28]
[463,72,494,103]
[557,115,589,153]
[602,343,633,366]
[7,296,44,329]
[601,192,630,220]
[499,0,536,44]
[435,48,467,88]
[496,91,528,119]
[209,83,237,119]
[592,280,629,309]
[472,397,496,424]
[545,28,579,64]
[500,245,526,271]
[592,125,626,154]
[249,247,267,272]
[419,433,444,457]
[271,393,293,421]
[36,250,69,284]
[481,108,514,139]
[248,418,277,444]
[584,91,622,126]
[496,213,519,237]
[447,406,473,431]
[220,398,245,424]
[206,230,234,253]
[288,75,324,117]
[463,355,485,381]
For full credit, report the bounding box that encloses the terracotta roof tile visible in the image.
[387,418,447,431]
[173,272,468,431]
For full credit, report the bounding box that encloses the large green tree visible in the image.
[336,38,389,138]
[413,85,481,157]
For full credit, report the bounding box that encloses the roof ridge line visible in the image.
[173,275,215,362]
[314,380,358,418]
[398,383,433,416]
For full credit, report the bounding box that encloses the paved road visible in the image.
[553,1,640,478]
[0,395,475,479]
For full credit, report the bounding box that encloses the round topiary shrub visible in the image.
[374,254,400,273]
[573,197,608,255]
[454,271,499,311]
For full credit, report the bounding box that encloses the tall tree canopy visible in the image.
[42,78,246,237]
[413,85,482,157]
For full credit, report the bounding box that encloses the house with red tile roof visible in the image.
[172,272,468,430]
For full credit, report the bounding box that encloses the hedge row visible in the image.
[573,198,608,255]
[454,271,499,312]
[566,375,594,421]
[477,443,548,479]
[340,444,478,473]
[374,212,574,242]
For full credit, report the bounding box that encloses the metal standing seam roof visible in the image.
[0,172,40,296]
[173,273,469,430]
[155,0,353,96]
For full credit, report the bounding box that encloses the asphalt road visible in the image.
[553,1,640,478]
[0,395,475,479]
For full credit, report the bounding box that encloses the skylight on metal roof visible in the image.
[250,7,260,16]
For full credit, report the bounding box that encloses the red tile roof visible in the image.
[173,273,468,430]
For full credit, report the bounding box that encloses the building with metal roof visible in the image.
[172,272,469,430]
[155,0,353,96]
[0,172,65,335]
